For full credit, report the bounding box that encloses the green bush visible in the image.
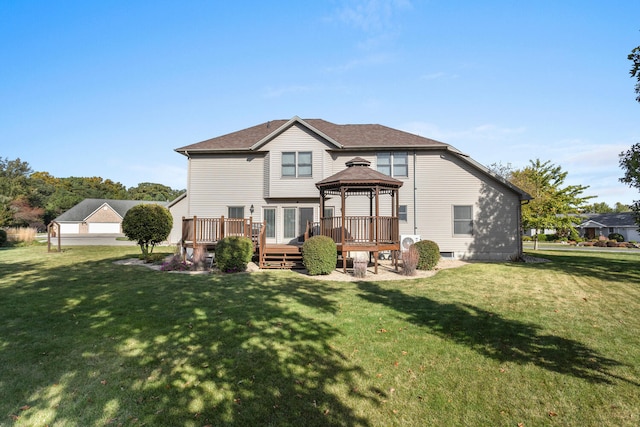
[568,229,580,241]
[608,232,624,242]
[522,235,532,241]
[302,235,337,275]
[414,240,440,270]
[0,229,6,246]
[535,234,547,242]
[215,236,253,273]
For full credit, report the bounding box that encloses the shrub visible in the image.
[0,229,6,246]
[160,254,190,272]
[608,232,624,242]
[215,236,253,273]
[522,235,532,241]
[122,204,173,259]
[414,240,440,270]
[535,234,547,242]
[568,229,581,242]
[302,235,337,275]
[402,245,419,276]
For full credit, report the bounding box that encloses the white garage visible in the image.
[88,222,121,234]
[59,223,80,234]
[53,199,169,238]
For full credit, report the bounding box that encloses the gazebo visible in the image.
[315,157,403,273]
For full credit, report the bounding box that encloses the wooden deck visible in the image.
[181,215,400,274]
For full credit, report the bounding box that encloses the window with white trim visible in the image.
[453,205,473,235]
[228,206,245,219]
[399,205,408,222]
[377,152,408,177]
[282,151,312,177]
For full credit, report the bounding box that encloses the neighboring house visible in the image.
[577,212,640,242]
[174,116,531,260]
[54,199,167,235]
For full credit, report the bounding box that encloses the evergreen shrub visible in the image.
[414,239,440,270]
[0,229,6,246]
[215,236,253,273]
[608,232,624,242]
[302,235,337,275]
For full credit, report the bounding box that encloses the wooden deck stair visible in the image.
[260,244,304,269]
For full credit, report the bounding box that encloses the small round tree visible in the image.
[122,204,173,259]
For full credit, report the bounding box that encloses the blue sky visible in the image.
[1,0,639,206]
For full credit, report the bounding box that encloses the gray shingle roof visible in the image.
[55,199,167,222]
[175,117,450,153]
[579,212,637,228]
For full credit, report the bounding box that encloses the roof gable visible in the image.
[55,199,167,222]
[175,116,449,153]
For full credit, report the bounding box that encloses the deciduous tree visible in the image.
[122,204,173,259]
[629,45,640,102]
[619,143,640,230]
[510,159,592,249]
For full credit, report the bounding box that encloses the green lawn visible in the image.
[0,245,639,426]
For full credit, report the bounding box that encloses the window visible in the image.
[323,206,335,218]
[282,151,312,177]
[282,152,296,177]
[377,153,391,175]
[298,152,312,177]
[399,205,408,222]
[453,205,473,235]
[228,206,245,219]
[377,152,408,177]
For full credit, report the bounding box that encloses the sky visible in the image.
[1,0,639,206]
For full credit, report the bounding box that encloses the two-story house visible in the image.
[174,116,530,261]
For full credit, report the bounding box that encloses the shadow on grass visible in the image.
[0,251,372,426]
[356,281,638,386]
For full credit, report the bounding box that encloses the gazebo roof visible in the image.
[315,157,404,191]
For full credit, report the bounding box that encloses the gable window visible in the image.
[228,206,245,219]
[453,205,473,235]
[282,151,312,177]
[377,152,408,177]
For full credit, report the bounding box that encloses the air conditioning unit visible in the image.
[400,234,421,251]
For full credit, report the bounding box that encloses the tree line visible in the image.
[0,157,185,230]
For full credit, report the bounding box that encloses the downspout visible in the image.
[413,150,417,234]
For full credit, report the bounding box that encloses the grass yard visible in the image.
[0,245,639,426]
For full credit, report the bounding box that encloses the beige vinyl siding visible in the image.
[413,151,520,260]
[260,124,333,198]
[188,154,265,220]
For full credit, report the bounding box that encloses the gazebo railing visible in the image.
[311,216,398,244]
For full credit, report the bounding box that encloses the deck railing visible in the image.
[181,216,258,248]
[309,216,399,245]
